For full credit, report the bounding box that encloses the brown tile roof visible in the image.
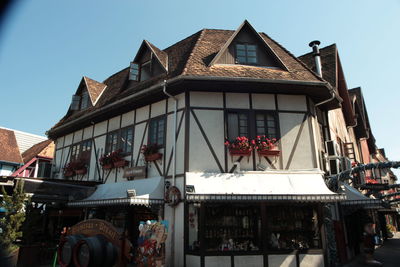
[83,76,107,105]
[22,139,54,163]
[50,26,327,135]
[0,128,23,164]
[298,44,337,88]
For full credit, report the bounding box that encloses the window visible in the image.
[80,91,90,110]
[105,131,119,154]
[227,112,249,141]
[120,127,133,153]
[226,111,278,141]
[80,140,92,162]
[70,144,80,161]
[105,127,134,154]
[255,113,277,139]
[235,43,257,64]
[149,117,165,146]
[140,61,152,81]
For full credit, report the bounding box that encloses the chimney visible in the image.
[309,40,322,77]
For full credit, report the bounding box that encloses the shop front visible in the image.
[67,177,166,266]
[184,171,345,267]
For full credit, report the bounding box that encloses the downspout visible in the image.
[162,80,178,267]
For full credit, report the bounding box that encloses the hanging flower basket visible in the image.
[113,159,129,168]
[75,168,87,175]
[257,144,280,156]
[144,153,163,162]
[225,137,253,156]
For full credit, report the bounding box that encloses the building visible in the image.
[48,21,398,267]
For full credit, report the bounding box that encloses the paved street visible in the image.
[343,232,400,267]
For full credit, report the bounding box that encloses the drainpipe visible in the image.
[162,80,178,267]
[162,80,178,186]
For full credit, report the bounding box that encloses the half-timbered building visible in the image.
[48,21,348,267]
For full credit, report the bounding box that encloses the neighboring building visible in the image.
[0,127,54,178]
[48,21,351,267]
[11,139,55,178]
[0,128,23,176]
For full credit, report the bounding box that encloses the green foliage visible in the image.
[0,180,28,254]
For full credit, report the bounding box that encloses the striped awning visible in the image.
[67,176,164,207]
[340,183,382,208]
[185,171,345,202]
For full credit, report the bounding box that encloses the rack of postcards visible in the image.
[204,204,261,251]
[266,206,321,250]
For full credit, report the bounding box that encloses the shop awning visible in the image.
[340,183,382,208]
[67,177,164,207]
[186,171,345,202]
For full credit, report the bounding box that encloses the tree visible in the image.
[0,180,28,254]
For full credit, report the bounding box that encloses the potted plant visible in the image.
[63,161,76,177]
[224,136,253,157]
[74,158,87,175]
[254,135,280,156]
[99,149,129,169]
[141,144,162,162]
[0,180,28,266]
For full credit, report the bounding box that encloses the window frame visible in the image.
[226,110,250,141]
[254,111,279,140]
[105,127,134,155]
[119,126,134,154]
[148,116,166,147]
[235,43,258,65]
[226,109,280,141]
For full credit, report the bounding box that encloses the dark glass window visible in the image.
[227,112,249,140]
[140,61,152,81]
[149,117,165,146]
[70,144,80,161]
[80,91,90,110]
[80,140,92,162]
[236,44,257,64]
[105,131,119,154]
[255,113,277,139]
[120,127,133,153]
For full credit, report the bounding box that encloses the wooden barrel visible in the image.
[73,234,117,267]
[58,234,84,267]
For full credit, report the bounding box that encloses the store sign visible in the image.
[123,166,146,179]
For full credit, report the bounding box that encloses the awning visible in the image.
[67,177,164,207]
[186,171,345,202]
[340,183,382,208]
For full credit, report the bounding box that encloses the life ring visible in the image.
[165,186,181,207]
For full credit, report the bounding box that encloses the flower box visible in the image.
[229,148,252,157]
[145,153,163,162]
[113,160,129,168]
[102,163,114,170]
[75,168,87,175]
[257,146,280,156]
[64,170,75,177]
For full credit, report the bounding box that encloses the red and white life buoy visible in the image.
[164,186,181,207]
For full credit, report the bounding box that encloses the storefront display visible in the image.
[187,203,322,254]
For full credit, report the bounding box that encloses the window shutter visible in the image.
[129,62,140,81]
[344,142,356,161]
[71,95,81,110]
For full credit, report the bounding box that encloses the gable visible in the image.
[211,21,287,69]
[0,128,23,164]
[131,40,167,82]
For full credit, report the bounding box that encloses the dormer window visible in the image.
[140,60,152,81]
[235,43,257,64]
[80,91,90,110]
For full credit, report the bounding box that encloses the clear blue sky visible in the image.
[1,0,399,162]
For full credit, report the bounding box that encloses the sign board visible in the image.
[123,166,146,179]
